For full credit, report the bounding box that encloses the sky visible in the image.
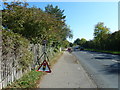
[28,2,118,42]
[0,1,118,43]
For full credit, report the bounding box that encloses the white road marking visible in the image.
[112,60,119,62]
[91,54,94,56]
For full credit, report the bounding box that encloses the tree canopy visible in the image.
[75,22,120,51]
[45,4,66,21]
[73,38,87,46]
[2,2,73,48]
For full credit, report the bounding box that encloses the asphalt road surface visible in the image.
[73,50,120,88]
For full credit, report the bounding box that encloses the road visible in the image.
[73,50,120,88]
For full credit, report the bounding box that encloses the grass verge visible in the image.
[5,70,43,88]
[85,48,120,55]
[4,51,63,89]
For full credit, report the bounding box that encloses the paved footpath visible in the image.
[38,51,97,88]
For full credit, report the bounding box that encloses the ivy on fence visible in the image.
[0,29,59,89]
[1,29,33,88]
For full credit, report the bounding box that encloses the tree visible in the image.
[73,38,87,46]
[94,22,110,38]
[69,42,73,47]
[108,30,120,51]
[44,4,73,47]
[80,38,87,46]
[93,22,110,49]
[62,40,70,48]
[45,4,66,21]
[2,1,73,48]
[73,38,81,45]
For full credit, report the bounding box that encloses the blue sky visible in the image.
[28,2,118,42]
[1,2,118,42]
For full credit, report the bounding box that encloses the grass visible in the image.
[5,70,43,88]
[85,48,120,55]
[4,51,63,89]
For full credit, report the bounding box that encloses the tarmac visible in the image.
[38,51,97,88]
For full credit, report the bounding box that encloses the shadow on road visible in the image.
[94,57,113,60]
[94,54,117,60]
[85,51,119,60]
[102,63,120,74]
[76,50,120,74]
[84,51,120,74]
[84,50,102,54]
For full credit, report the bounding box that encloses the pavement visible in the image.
[38,51,97,88]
